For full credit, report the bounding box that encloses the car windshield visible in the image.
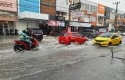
[32,30,43,33]
[98,33,112,38]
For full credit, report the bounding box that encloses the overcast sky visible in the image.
[88,0,125,12]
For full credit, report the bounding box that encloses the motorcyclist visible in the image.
[20,29,32,49]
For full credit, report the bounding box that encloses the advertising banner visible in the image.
[70,10,82,21]
[56,0,69,12]
[0,0,17,12]
[98,4,105,14]
[19,0,40,13]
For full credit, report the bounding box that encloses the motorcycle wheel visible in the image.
[32,45,39,51]
[14,45,24,52]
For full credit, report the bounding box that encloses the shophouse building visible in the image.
[106,7,125,32]
[96,4,109,33]
[40,0,68,35]
[40,0,56,35]
[18,0,49,33]
[56,0,68,29]
[0,0,17,35]
[69,0,97,31]
[69,0,125,33]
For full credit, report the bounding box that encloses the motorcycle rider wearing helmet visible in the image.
[20,29,32,49]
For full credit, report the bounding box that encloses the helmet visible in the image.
[22,30,27,33]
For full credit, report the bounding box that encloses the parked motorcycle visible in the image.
[13,38,39,52]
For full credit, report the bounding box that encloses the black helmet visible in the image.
[22,30,27,33]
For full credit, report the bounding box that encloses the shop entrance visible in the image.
[0,21,15,35]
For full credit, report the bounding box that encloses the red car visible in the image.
[58,32,88,45]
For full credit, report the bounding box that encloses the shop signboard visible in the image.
[98,4,105,15]
[70,10,82,21]
[70,22,91,27]
[56,16,65,21]
[0,0,17,12]
[69,2,81,10]
[18,0,40,13]
[56,0,69,12]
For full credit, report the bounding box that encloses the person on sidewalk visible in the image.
[20,30,32,48]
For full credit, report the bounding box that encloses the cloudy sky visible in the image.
[88,0,125,12]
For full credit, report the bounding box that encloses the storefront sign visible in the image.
[69,2,81,10]
[71,11,82,21]
[0,1,12,7]
[56,16,65,21]
[70,22,91,27]
[56,0,69,12]
[58,21,65,27]
[98,4,105,14]
[0,0,17,12]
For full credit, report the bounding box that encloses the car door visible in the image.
[111,34,119,45]
[72,33,78,41]
[75,33,85,43]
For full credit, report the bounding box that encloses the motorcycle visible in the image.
[13,38,39,52]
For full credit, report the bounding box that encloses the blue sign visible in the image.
[19,0,40,13]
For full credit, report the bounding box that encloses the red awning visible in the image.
[47,20,58,26]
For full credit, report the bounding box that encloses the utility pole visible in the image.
[113,1,120,32]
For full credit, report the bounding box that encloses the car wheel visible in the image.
[108,42,112,46]
[119,41,122,44]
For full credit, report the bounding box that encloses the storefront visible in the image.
[18,11,49,33]
[70,21,91,31]
[40,15,66,35]
[18,0,49,33]
[0,0,17,35]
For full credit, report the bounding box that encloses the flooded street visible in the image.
[0,37,125,80]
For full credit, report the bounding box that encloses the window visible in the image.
[85,4,89,11]
[92,6,97,12]
[81,3,84,10]
[89,5,92,12]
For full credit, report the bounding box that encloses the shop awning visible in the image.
[18,11,49,20]
[47,20,65,27]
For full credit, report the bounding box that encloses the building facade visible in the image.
[0,0,124,35]
[18,0,49,33]
[0,0,17,35]
[68,0,97,31]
